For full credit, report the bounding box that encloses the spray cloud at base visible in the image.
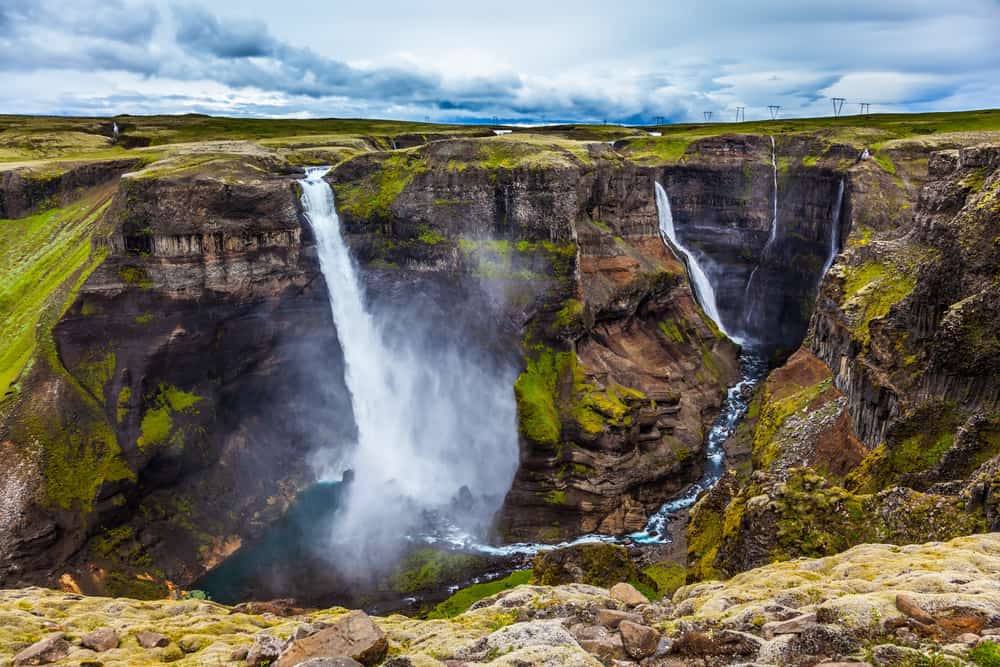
[298,167,519,576]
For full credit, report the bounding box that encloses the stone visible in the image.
[619,620,660,660]
[294,659,364,667]
[895,593,936,626]
[80,628,118,652]
[762,612,817,639]
[596,608,642,628]
[134,630,169,649]
[533,543,641,588]
[230,645,250,661]
[481,620,580,656]
[789,623,858,659]
[13,635,71,666]
[579,634,627,662]
[983,627,1000,636]
[609,583,647,607]
[277,611,387,667]
[957,632,980,645]
[247,634,284,667]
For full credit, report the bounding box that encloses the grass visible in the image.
[0,192,113,398]
[839,261,918,345]
[426,570,533,619]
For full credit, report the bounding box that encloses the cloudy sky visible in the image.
[2,0,998,123]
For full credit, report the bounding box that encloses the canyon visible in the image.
[1,111,999,639]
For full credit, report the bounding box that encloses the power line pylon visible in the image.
[736,107,745,122]
[832,97,846,117]
[768,105,781,120]
[859,102,870,116]
[703,111,713,122]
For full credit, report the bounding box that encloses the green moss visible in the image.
[533,543,640,588]
[543,490,567,505]
[134,311,154,325]
[102,572,169,600]
[0,195,112,398]
[591,220,611,232]
[641,562,686,599]
[416,225,446,245]
[426,570,533,619]
[554,299,583,328]
[136,384,203,452]
[624,137,690,164]
[686,508,724,581]
[839,261,917,345]
[333,150,427,219]
[847,402,960,493]
[117,265,152,289]
[117,386,131,423]
[971,641,1000,667]
[752,378,832,469]
[387,548,482,595]
[658,318,686,343]
[872,152,897,174]
[73,348,116,402]
[514,346,569,447]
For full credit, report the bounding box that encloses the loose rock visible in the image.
[609,582,647,607]
[619,620,660,660]
[13,635,71,666]
[134,630,169,649]
[278,611,387,667]
[80,628,118,652]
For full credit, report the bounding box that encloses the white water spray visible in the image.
[655,182,735,341]
[298,167,518,558]
[820,178,845,277]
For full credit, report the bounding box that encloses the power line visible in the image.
[703,111,713,122]
[768,105,781,120]
[832,97,846,117]
[859,102,871,116]
[735,107,745,122]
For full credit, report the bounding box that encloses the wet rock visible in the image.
[533,543,640,588]
[619,620,660,660]
[134,630,169,649]
[80,628,118,652]
[278,611,387,667]
[13,634,71,666]
[610,583,647,607]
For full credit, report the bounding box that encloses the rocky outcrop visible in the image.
[0,159,144,218]
[1,533,999,666]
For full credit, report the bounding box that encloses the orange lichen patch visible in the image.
[764,349,833,402]
[200,535,243,570]
[58,573,82,594]
[579,255,643,284]
[814,409,868,477]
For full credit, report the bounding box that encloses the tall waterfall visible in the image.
[298,167,517,560]
[740,136,780,339]
[767,135,778,244]
[655,182,733,340]
[820,178,845,278]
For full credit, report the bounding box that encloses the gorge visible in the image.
[1,111,999,650]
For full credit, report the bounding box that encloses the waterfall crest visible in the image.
[655,182,736,341]
[298,167,518,560]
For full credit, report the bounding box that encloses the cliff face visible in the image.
[0,157,355,596]
[687,139,1000,578]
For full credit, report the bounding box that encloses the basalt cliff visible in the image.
[0,112,999,614]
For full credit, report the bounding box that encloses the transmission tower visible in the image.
[655,115,665,126]
[859,102,871,116]
[703,111,713,122]
[832,97,846,117]
[768,105,781,120]
[735,107,745,122]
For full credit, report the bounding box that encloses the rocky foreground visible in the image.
[2,534,1000,667]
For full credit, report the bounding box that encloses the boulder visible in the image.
[13,635,71,666]
[609,583,647,607]
[596,609,642,629]
[482,620,580,655]
[619,620,660,660]
[247,634,285,666]
[762,612,818,639]
[80,628,119,652]
[278,611,387,667]
[294,659,364,667]
[895,594,936,626]
[134,630,169,649]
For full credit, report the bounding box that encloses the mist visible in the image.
[299,168,520,576]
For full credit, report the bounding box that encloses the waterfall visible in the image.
[820,178,845,277]
[298,167,517,557]
[655,182,735,341]
[767,135,778,244]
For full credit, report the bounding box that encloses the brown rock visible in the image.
[596,608,643,629]
[277,611,387,667]
[247,634,284,666]
[609,582,648,607]
[295,660,364,667]
[619,620,660,660]
[13,634,71,666]
[895,593,936,626]
[579,635,627,662]
[134,630,169,649]
[957,633,981,645]
[762,612,817,639]
[80,628,119,652]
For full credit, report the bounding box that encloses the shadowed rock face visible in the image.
[0,159,144,218]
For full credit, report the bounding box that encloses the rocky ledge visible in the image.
[2,533,999,667]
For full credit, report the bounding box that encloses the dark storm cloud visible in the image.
[2,0,998,122]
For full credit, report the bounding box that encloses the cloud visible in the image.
[1,0,998,123]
